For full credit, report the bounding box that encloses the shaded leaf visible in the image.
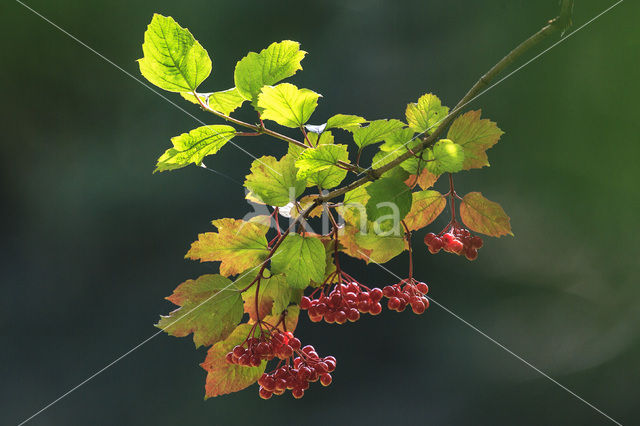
[447,110,504,170]
[234,40,306,102]
[201,324,267,398]
[187,218,270,276]
[240,273,291,322]
[365,176,413,225]
[157,274,242,348]
[459,192,513,237]
[155,125,236,172]
[258,83,321,128]
[139,14,211,92]
[244,155,306,207]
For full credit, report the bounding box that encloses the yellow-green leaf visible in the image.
[459,192,513,237]
[186,218,270,276]
[405,93,449,134]
[257,83,321,128]
[138,14,211,92]
[447,110,504,170]
[404,190,446,231]
[181,88,245,115]
[244,154,306,206]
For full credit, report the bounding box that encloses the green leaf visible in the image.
[234,40,306,102]
[295,144,349,179]
[257,83,321,128]
[365,176,413,225]
[339,226,406,264]
[459,192,513,237]
[425,139,465,175]
[271,234,325,289]
[379,128,417,152]
[352,119,405,149]
[337,184,371,228]
[326,114,367,131]
[244,154,306,206]
[181,88,245,115]
[187,218,270,276]
[404,190,446,231]
[155,125,236,172]
[201,324,267,398]
[157,274,242,348]
[371,149,420,176]
[447,110,504,170]
[138,14,211,92]
[405,93,449,134]
[240,273,291,322]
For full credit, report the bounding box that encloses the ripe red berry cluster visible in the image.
[382,278,429,314]
[300,281,383,324]
[424,226,483,260]
[226,330,300,366]
[257,345,336,399]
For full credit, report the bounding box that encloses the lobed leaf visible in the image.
[181,88,246,115]
[234,40,306,103]
[447,110,504,170]
[295,144,349,179]
[351,119,405,149]
[325,114,367,131]
[404,190,446,231]
[187,218,270,276]
[459,192,513,237]
[139,14,211,92]
[405,93,449,134]
[257,83,321,128]
[271,234,325,289]
[244,154,306,207]
[239,272,291,322]
[201,324,267,398]
[155,125,236,172]
[156,274,242,348]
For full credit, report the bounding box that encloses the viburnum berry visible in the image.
[256,343,336,399]
[424,224,483,261]
[383,278,429,314]
[226,330,301,366]
[301,271,383,324]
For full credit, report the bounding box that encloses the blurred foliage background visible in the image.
[2,0,639,425]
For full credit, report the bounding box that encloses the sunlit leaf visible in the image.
[404,190,446,231]
[352,119,405,149]
[244,154,306,207]
[201,324,267,398]
[447,110,504,170]
[234,40,306,102]
[139,14,211,92]
[156,274,242,348]
[258,83,321,128]
[181,88,245,115]
[187,218,270,276]
[405,93,449,134]
[425,139,465,175]
[326,114,367,131]
[296,144,349,179]
[271,234,325,288]
[155,125,236,172]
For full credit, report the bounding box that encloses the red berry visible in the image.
[259,387,273,399]
[320,374,332,386]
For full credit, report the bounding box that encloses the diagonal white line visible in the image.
[366,0,624,174]
[15,250,278,426]
[355,249,623,425]
[13,0,282,177]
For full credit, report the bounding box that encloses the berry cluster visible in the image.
[257,345,336,399]
[300,278,383,324]
[226,330,300,366]
[424,226,483,261]
[383,278,429,314]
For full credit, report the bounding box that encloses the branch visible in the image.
[314,1,575,205]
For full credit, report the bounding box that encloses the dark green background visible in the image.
[3,1,638,425]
